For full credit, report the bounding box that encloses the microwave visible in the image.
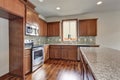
[26,24,39,36]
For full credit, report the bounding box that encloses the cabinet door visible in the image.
[26,8,33,24]
[32,12,39,26]
[87,65,95,80]
[47,22,60,36]
[62,46,77,61]
[54,48,61,59]
[49,48,55,59]
[44,45,49,62]
[39,19,47,36]
[49,46,61,59]
[47,23,53,36]
[43,21,47,36]
[24,55,31,74]
[39,18,44,36]
[87,19,97,36]
[49,48,61,59]
[68,48,77,61]
[24,49,31,74]
[52,22,60,36]
[62,49,69,60]
[0,0,4,8]
[79,20,88,36]
[79,19,97,36]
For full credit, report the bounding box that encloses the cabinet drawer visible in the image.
[62,45,77,49]
[50,45,61,48]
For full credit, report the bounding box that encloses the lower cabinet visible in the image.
[87,65,95,80]
[49,45,77,61]
[49,45,61,59]
[79,49,95,80]
[44,45,49,62]
[62,46,77,61]
[24,49,31,74]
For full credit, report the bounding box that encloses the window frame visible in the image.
[61,19,78,41]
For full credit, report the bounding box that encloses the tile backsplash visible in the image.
[25,36,96,45]
[25,36,47,45]
[47,36,96,44]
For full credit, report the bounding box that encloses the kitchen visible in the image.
[0,0,120,80]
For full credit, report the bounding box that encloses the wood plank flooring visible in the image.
[0,59,82,80]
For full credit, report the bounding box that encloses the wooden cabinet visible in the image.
[62,46,77,61]
[47,22,60,36]
[49,45,77,61]
[79,49,95,80]
[39,18,47,36]
[79,19,97,36]
[43,21,47,36]
[87,19,97,36]
[26,8,33,24]
[87,65,95,80]
[49,45,61,59]
[0,0,25,17]
[26,7,39,26]
[44,45,49,62]
[24,49,31,74]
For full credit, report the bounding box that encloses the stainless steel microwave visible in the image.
[26,24,39,36]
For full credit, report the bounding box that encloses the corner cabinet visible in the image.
[39,18,47,36]
[47,22,60,37]
[79,19,97,36]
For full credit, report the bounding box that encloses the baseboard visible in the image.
[0,72,10,79]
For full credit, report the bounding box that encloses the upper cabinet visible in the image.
[26,7,39,26]
[26,2,47,37]
[47,22,60,37]
[0,0,25,17]
[39,18,47,36]
[79,19,97,36]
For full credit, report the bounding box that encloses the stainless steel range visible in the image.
[32,46,44,71]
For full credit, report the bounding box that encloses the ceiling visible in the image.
[29,0,120,18]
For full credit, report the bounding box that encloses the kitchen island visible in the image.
[80,47,120,80]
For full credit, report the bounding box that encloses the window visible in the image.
[62,19,77,41]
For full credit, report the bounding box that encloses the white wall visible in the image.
[46,11,120,50]
[0,18,9,76]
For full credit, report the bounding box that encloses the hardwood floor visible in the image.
[1,59,82,80]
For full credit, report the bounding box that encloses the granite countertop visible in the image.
[80,47,120,80]
[48,43,99,47]
[24,43,99,49]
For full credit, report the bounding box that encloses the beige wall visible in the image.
[0,18,9,76]
[46,11,120,50]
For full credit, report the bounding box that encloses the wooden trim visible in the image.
[0,73,10,79]
[26,1,36,9]
[61,19,78,41]
[79,18,98,21]
[62,19,78,21]
[26,6,39,15]
[47,21,60,23]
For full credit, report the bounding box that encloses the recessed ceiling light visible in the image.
[56,7,61,10]
[97,1,103,5]
[39,0,44,2]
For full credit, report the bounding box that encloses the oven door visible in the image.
[32,47,44,66]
